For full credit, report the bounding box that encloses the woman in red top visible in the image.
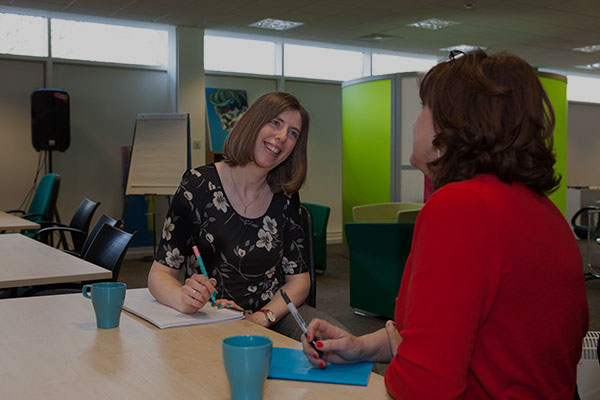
[301,50,589,399]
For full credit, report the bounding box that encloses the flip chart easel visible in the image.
[125,113,191,255]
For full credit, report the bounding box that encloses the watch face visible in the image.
[264,310,276,322]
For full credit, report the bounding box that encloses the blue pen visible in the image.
[192,245,216,305]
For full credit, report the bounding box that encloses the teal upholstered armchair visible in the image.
[5,173,60,236]
[301,202,330,273]
[345,222,415,319]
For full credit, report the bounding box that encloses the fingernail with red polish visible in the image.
[319,362,325,368]
[313,353,318,359]
[307,335,311,342]
[316,341,323,348]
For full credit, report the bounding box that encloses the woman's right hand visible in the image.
[301,318,363,368]
[178,274,216,314]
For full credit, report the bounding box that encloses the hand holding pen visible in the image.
[280,289,323,358]
[176,246,217,313]
[299,314,368,369]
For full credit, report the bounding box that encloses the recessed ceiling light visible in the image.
[575,62,600,70]
[407,18,459,31]
[356,33,396,42]
[572,44,600,53]
[440,44,485,52]
[249,18,303,31]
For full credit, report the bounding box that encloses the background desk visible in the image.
[0,210,40,232]
[0,293,390,399]
[0,234,111,289]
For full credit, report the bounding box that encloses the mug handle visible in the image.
[82,284,92,299]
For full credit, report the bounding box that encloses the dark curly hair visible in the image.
[420,50,560,195]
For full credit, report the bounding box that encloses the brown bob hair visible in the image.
[420,50,560,195]
[223,91,310,194]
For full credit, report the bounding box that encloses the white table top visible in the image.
[0,293,390,399]
[0,210,40,231]
[0,233,111,289]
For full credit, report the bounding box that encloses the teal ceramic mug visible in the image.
[82,282,126,329]
[222,335,273,400]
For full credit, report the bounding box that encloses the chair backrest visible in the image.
[352,202,424,223]
[83,224,136,282]
[28,173,60,222]
[395,209,421,223]
[80,214,122,259]
[345,222,415,318]
[299,204,317,307]
[571,206,600,240]
[301,202,330,238]
[69,198,101,250]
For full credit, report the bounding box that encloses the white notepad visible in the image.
[123,288,244,329]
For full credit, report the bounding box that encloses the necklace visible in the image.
[229,167,269,214]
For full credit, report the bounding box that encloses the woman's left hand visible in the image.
[385,320,402,357]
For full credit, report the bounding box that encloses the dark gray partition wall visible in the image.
[568,102,600,187]
[52,64,170,221]
[0,59,45,211]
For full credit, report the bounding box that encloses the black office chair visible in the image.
[64,214,121,258]
[33,198,100,253]
[84,224,137,282]
[299,204,317,308]
[22,222,133,297]
[571,205,600,240]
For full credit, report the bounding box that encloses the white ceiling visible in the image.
[4,0,600,76]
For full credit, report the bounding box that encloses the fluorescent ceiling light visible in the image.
[356,33,396,42]
[575,62,600,70]
[249,18,303,31]
[407,18,458,30]
[440,44,485,52]
[572,44,600,53]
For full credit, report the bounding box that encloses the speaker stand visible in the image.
[45,149,66,247]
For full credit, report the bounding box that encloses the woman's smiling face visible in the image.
[253,109,301,171]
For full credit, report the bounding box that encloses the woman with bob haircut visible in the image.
[301,51,589,399]
[149,92,340,339]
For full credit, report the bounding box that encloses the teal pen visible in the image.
[192,245,216,304]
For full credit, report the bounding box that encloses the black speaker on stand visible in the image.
[31,88,70,172]
[31,88,70,243]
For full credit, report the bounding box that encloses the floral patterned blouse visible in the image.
[155,164,308,312]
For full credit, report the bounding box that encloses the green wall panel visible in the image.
[539,75,567,216]
[342,79,392,231]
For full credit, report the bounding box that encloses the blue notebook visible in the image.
[268,347,374,386]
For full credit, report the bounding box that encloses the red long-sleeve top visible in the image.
[385,174,589,399]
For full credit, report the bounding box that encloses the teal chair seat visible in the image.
[345,222,414,319]
[301,202,330,272]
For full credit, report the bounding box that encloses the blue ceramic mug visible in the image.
[222,335,273,400]
[82,282,126,329]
